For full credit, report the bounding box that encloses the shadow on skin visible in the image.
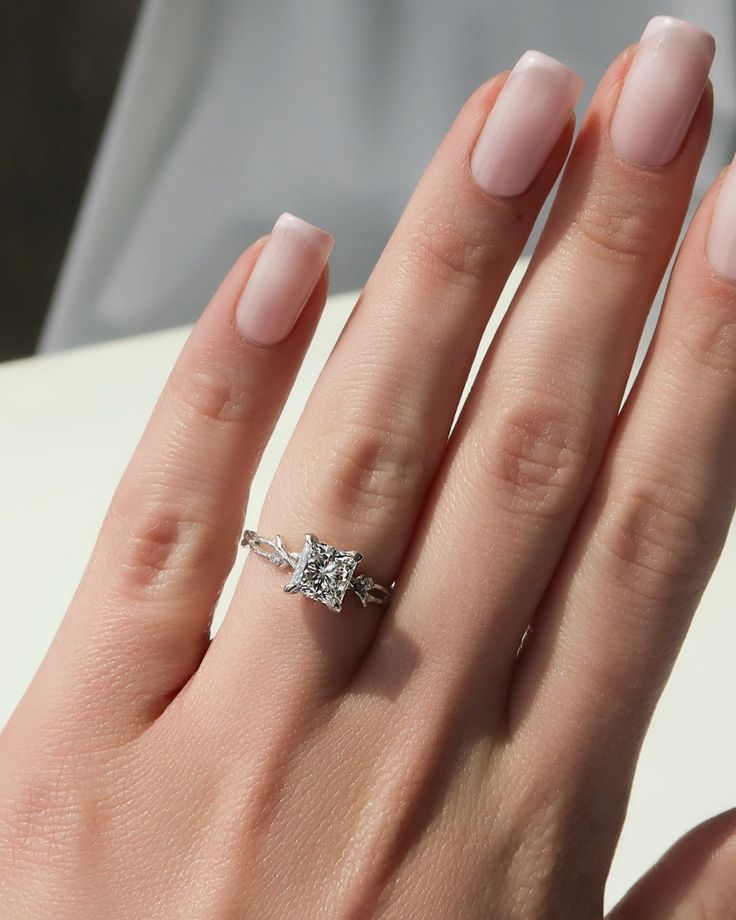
[349,618,423,702]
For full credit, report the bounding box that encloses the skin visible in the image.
[2,44,736,919]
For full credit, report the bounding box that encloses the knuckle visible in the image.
[403,209,495,293]
[324,419,427,523]
[479,394,592,520]
[107,499,227,598]
[671,297,736,377]
[168,359,258,426]
[0,763,86,866]
[598,476,723,603]
[568,189,661,263]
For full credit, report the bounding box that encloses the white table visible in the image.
[2,269,734,908]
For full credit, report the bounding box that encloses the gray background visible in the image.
[5,0,736,357]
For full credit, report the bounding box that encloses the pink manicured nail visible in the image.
[235,213,334,346]
[610,16,715,167]
[706,157,736,282]
[471,50,582,198]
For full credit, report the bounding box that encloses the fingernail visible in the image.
[235,213,334,346]
[471,50,582,198]
[610,16,715,167]
[706,158,736,282]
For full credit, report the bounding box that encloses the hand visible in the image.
[3,17,736,919]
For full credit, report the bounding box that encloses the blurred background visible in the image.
[2,1,140,360]
[3,0,735,361]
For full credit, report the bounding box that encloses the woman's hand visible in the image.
[3,16,736,919]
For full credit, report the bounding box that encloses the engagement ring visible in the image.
[240,530,392,612]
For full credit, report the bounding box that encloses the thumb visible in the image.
[608,808,736,919]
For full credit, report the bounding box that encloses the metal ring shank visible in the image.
[240,529,391,608]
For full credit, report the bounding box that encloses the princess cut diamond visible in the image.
[284,534,363,611]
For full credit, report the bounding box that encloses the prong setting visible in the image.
[241,529,391,612]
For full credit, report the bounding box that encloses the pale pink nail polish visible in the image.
[235,213,334,346]
[471,50,583,198]
[610,16,715,167]
[706,158,736,282]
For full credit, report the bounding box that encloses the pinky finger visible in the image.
[608,808,736,919]
[6,214,333,746]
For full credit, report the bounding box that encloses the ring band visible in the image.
[241,530,392,612]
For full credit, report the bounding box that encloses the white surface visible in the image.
[2,272,735,907]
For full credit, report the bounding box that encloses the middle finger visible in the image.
[364,17,715,721]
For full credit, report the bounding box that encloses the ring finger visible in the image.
[201,54,582,701]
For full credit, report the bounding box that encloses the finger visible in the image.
[9,216,333,743]
[198,53,582,705]
[363,19,714,722]
[509,162,736,780]
[608,808,736,919]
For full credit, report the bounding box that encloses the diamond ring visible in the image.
[240,530,392,612]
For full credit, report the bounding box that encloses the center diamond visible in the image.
[284,534,363,611]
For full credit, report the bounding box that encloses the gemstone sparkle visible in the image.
[284,534,363,611]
